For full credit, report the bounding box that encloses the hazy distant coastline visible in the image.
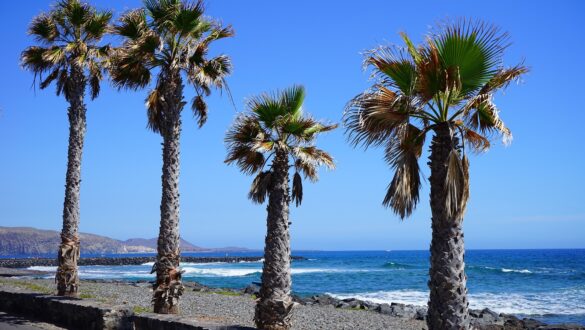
[0,226,251,256]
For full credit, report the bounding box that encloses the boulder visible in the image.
[242,283,260,295]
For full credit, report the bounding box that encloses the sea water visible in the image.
[27,249,585,325]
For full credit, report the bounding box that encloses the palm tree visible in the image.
[344,21,527,329]
[21,0,111,297]
[225,85,336,330]
[108,0,233,314]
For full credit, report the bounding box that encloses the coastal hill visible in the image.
[0,226,249,255]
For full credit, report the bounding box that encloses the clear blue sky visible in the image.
[0,1,583,250]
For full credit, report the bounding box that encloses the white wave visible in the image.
[329,288,585,316]
[329,290,429,306]
[141,262,155,266]
[239,258,264,263]
[27,266,57,272]
[182,267,261,277]
[292,268,347,274]
[501,268,532,274]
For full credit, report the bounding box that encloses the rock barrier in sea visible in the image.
[0,256,306,268]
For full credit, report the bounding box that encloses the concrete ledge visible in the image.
[0,289,133,329]
[0,288,254,330]
[133,313,255,330]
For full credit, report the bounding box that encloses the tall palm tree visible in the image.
[344,21,527,329]
[225,86,336,330]
[21,0,111,297]
[108,0,233,314]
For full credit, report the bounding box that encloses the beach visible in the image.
[0,278,424,330]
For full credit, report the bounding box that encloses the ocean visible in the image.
[27,249,585,325]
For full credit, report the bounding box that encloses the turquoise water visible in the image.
[28,249,585,325]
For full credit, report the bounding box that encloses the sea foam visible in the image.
[330,287,585,316]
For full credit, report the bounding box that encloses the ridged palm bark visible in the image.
[255,149,293,329]
[225,86,336,329]
[58,64,87,296]
[109,0,233,313]
[428,123,470,328]
[344,21,528,329]
[153,70,184,314]
[21,0,111,297]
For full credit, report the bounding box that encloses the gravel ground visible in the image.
[0,278,426,330]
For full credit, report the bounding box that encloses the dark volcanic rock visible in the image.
[470,308,504,327]
[242,282,261,295]
[0,256,306,269]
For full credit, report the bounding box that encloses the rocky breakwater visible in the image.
[250,291,584,330]
[0,256,306,268]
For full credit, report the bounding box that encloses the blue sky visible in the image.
[0,1,583,250]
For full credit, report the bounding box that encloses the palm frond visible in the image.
[173,1,205,36]
[191,95,207,128]
[144,0,181,32]
[479,64,529,95]
[462,127,490,153]
[463,95,511,144]
[248,171,272,204]
[248,92,286,129]
[382,124,425,219]
[294,158,318,182]
[365,46,416,95]
[189,55,232,90]
[146,88,164,133]
[293,146,335,170]
[225,144,265,175]
[109,29,160,90]
[291,172,303,207]
[21,47,59,73]
[433,20,510,97]
[59,0,92,28]
[280,85,305,117]
[28,14,59,44]
[343,86,410,148]
[84,10,112,41]
[383,156,421,219]
[284,116,338,143]
[88,60,102,99]
[444,150,469,220]
[39,68,61,89]
[225,114,266,146]
[115,9,149,40]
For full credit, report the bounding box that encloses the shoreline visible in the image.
[0,256,306,269]
[0,278,582,329]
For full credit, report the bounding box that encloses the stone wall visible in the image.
[0,289,253,330]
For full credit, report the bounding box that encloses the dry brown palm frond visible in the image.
[463,128,490,153]
[225,144,265,175]
[191,95,207,128]
[225,114,265,146]
[382,124,424,219]
[344,86,410,148]
[295,158,317,182]
[248,171,272,204]
[382,151,421,219]
[291,172,303,207]
[146,88,165,133]
[464,97,512,145]
[293,147,335,170]
[444,150,470,220]
[479,64,529,95]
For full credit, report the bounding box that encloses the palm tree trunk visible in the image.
[152,73,184,314]
[427,123,471,329]
[56,65,86,297]
[255,149,294,330]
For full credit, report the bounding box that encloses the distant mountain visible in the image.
[122,238,204,252]
[0,226,250,256]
